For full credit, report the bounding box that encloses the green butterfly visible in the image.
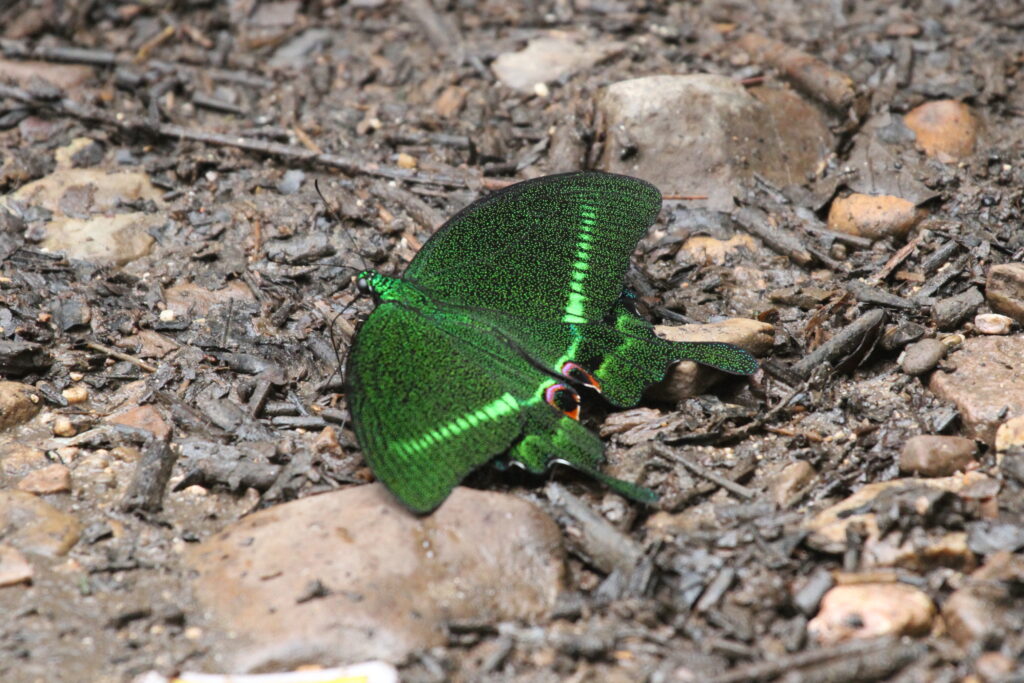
[346,172,757,513]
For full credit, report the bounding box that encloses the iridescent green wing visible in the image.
[403,172,662,323]
[346,302,657,512]
[468,301,759,407]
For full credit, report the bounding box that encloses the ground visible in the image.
[0,1,1023,682]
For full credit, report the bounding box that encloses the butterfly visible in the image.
[345,172,758,513]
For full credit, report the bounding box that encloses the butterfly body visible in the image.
[347,172,758,513]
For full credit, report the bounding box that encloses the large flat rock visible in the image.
[188,484,565,669]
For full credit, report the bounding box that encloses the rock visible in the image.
[492,32,623,93]
[6,168,164,214]
[119,330,180,359]
[974,313,1013,335]
[52,415,76,437]
[995,415,1024,453]
[903,100,978,162]
[899,435,977,477]
[17,464,72,494]
[0,544,33,587]
[804,471,994,554]
[0,59,93,91]
[598,75,833,212]
[768,460,816,507]
[974,652,1016,681]
[929,336,1024,445]
[40,213,161,266]
[827,193,923,241]
[986,263,1024,324]
[650,319,770,400]
[863,531,975,572]
[276,169,305,195]
[164,280,256,317]
[106,405,171,440]
[0,490,81,557]
[808,583,935,644]
[188,485,564,668]
[0,444,48,478]
[942,551,1024,646]
[0,381,42,430]
[679,234,758,266]
[61,385,89,404]
[900,338,946,376]
[932,287,983,331]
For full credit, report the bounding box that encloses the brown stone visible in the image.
[105,404,171,439]
[0,381,41,430]
[768,460,816,507]
[900,338,947,376]
[805,472,993,554]
[899,435,977,477]
[164,279,256,317]
[986,263,1024,324]
[17,464,72,494]
[827,193,923,241]
[188,484,565,668]
[995,415,1024,453]
[0,444,48,478]
[652,319,770,400]
[929,336,1024,445]
[598,75,833,212]
[808,583,935,644]
[0,544,33,587]
[0,490,81,557]
[903,100,978,161]
[974,313,1014,335]
[942,552,1024,646]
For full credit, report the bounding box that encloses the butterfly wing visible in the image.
[347,302,528,512]
[347,301,662,511]
[403,172,662,323]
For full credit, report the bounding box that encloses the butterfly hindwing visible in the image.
[403,172,662,323]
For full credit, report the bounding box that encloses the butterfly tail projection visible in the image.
[511,407,658,505]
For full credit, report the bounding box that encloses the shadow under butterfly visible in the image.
[344,171,758,513]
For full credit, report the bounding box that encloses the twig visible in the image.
[85,341,157,373]
[791,309,885,379]
[867,234,921,283]
[545,482,643,574]
[737,33,857,112]
[0,83,476,188]
[706,637,921,683]
[120,432,176,513]
[733,206,814,267]
[653,443,756,500]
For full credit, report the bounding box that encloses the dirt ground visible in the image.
[1,1,1023,681]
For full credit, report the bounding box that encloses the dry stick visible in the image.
[737,33,857,112]
[705,637,921,683]
[653,443,756,500]
[733,206,814,267]
[791,308,886,379]
[868,234,922,283]
[85,341,157,373]
[0,84,474,188]
[545,482,643,575]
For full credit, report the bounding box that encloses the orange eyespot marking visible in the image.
[561,361,601,391]
[544,383,581,421]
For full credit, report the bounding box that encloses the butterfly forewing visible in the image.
[404,172,662,323]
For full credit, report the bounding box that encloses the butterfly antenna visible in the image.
[315,178,372,274]
[318,295,361,388]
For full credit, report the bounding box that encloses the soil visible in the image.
[0,1,1022,681]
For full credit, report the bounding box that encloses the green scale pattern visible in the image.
[346,172,758,513]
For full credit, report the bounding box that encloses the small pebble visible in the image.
[995,415,1024,453]
[985,263,1024,324]
[769,460,816,506]
[900,338,946,376]
[808,582,935,644]
[61,385,88,404]
[276,169,305,195]
[17,464,72,494]
[900,435,977,477]
[395,152,417,169]
[52,415,76,437]
[974,313,1012,335]
[159,308,177,322]
[0,544,33,587]
[975,652,1015,681]
[903,99,977,161]
[828,193,923,241]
